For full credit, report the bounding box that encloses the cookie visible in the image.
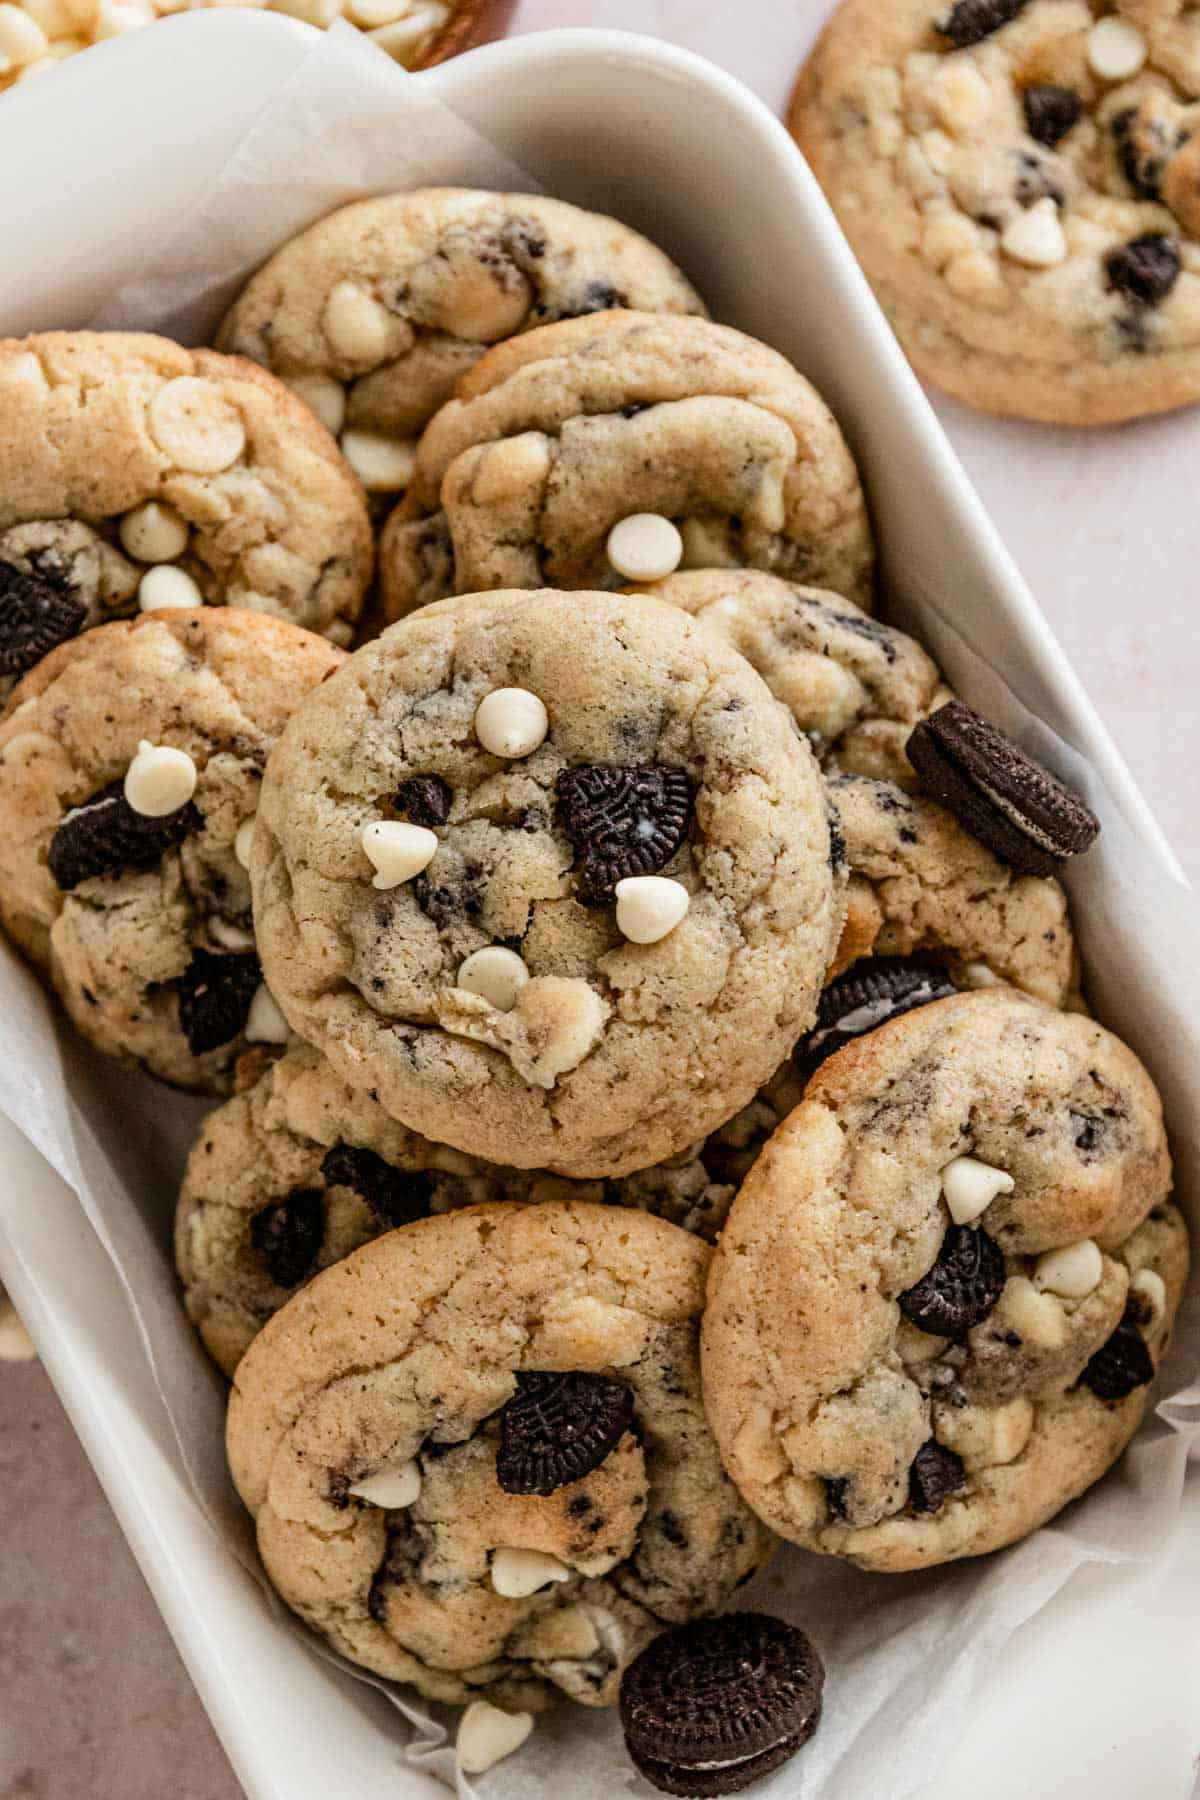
[703,989,1189,1569]
[619,1613,825,1797]
[625,569,950,787]
[176,1043,752,1378]
[250,588,844,1178]
[0,610,342,1091]
[793,953,960,1078]
[377,313,874,618]
[0,333,371,698]
[906,701,1100,876]
[828,773,1079,1002]
[790,0,1200,425]
[226,1201,775,1710]
[218,189,705,503]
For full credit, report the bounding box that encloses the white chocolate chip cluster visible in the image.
[0,0,454,92]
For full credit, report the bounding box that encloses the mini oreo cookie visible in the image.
[0,562,86,678]
[906,701,1099,879]
[619,1612,824,1798]
[794,956,958,1079]
[175,949,261,1056]
[898,1224,1006,1337]
[496,1370,636,1496]
[319,1144,434,1229]
[47,781,203,891]
[556,763,692,901]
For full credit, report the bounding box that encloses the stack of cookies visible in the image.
[0,187,1187,1796]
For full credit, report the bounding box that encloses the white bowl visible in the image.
[0,17,1196,1800]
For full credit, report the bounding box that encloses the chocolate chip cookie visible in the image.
[703,988,1189,1569]
[791,0,1200,423]
[217,189,706,503]
[0,609,342,1091]
[226,1201,775,1709]
[250,588,845,1177]
[0,333,371,700]
[378,313,874,617]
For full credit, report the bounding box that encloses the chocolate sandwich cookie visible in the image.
[619,1612,825,1797]
[794,955,959,1078]
[906,703,1099,878]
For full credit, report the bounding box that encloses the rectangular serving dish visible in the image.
[0,17,1197,1800]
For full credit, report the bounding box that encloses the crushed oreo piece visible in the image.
[1023,85,1082,148]
[906,701,1100,878]
[620,1613,824,1798]
[391,775,452,828]
[320,1144,434,1229]
[794,956,958,1079]
[0,561,87,678]
[249,1189,325,1288]
[908,1440,966,1515]
[1105,234,1181,307]
[899,1224,1007,1337]
[47,780,203,891]
[175,949,261,1055]
[1111,108,1174,202]
[1080,1299,1155,1400]
[935,0,1027,50]
[556,763,692,900]
[496,1370,635,1495]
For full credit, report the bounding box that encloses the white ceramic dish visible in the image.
[0,16,1197,1800]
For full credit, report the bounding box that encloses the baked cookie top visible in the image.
[217,188,706,501]
[251,588,844,1178]
[0,332,371,692]
[378,313,874,617]
[792,0,1200,424]
[226,1201,774,1711]
[0,609,342,1091]
[703,989,1188,1569]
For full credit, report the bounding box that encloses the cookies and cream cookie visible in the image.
[226,1201,775,1709]
[0,609,342,1091]
[378,313,874,617]
[250,588,845,1177]
[703,988,1188,1569]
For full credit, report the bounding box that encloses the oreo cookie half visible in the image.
[794,956,958,1079]
[906,701,1099,879]
[495,1370,636,1496]
[619,1613,824,1798]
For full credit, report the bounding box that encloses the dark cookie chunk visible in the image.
[0,561,87,678]
[1111,108,1174,202]
[391,775,452,828]
[495,1370,636,1496]
[320,1144,434,1229]
[906,701,1099,878]
[175,949,261,1056]
[1080,1299,1155,1401]
[794,956,957,1079]
[620,1612,824,1798]
[898,1224,1006,1338]
[47,780,203,891]
[1105,234,1181,307]
[1014,151,1064,209]
[556,763,692,901]
[908,1440,966,1515]
[934,0,1026,51]
[249,1189,325,1289]
[1022,85,1082,149]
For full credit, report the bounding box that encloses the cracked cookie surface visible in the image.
[0,610,342,1090]
[378,313,874,618]
[792,0,1200,423]
[0,332,371,693]
[251,588,844,1177]
[227,1200,774,1709]
[703,988,1188,1569]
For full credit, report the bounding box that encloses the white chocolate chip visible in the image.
[234,817,256,871]
[1034,1237,1103,1299]
[209,916,256,952]
[123,740,197,817]
[606,513,684,582]
[678,516,738,569]
[322,281,393,364]
[0,1297,36,1363]
[245,984,289,1045]
[361,820,438,889]
[457,946,529,1012]
[346,0,415,25]
[456,1701,534,1777]
[474,688,549,759]
[959,961,1005,988]
[119,500,189,565]
[369,2,448,61]
[614,875,690,945]
[0,4,47,63]
[1000,198,1067,269]
[284,372,346,438]
[933,1395,1033,1471]
[1087,15,1146,81]
[138,565,204,613]
[339,429,417,493]
[93,0,153,36]
[940,1155,1014,1226]
[490,1548,571,1599]
[148,377,246,474]
[1131,1268,1166,1324]
[348,1457,421,1509]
